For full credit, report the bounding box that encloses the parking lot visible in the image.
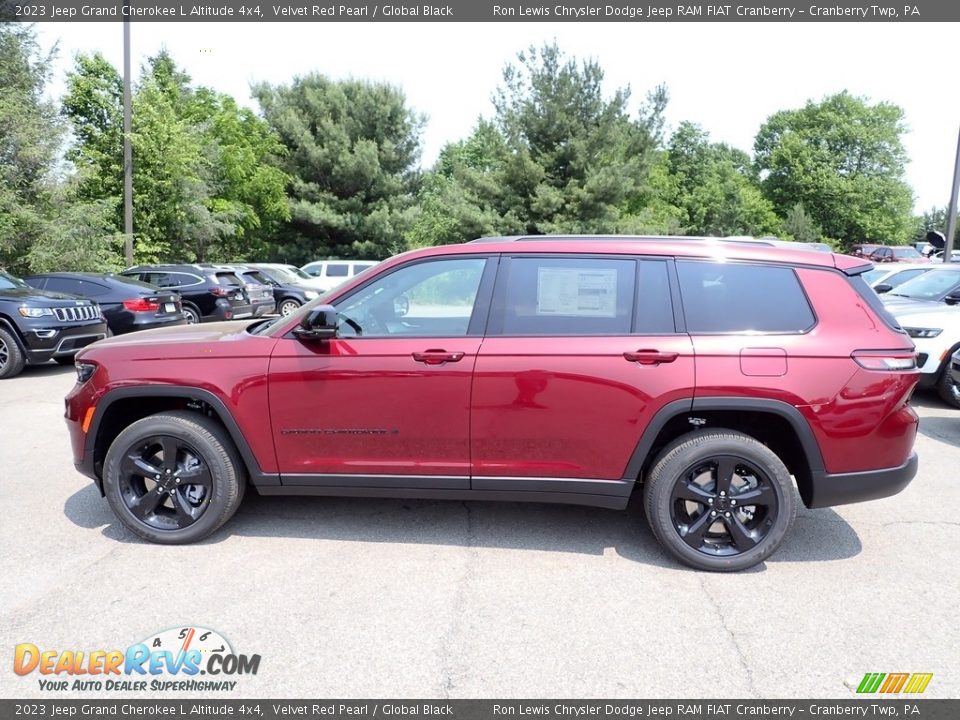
[1,364,958,699]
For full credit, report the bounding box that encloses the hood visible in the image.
[891,303,960,327]
[0,286,93,305]
[96,320,257,348]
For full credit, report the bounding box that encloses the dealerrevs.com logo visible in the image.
[13,626,260,692]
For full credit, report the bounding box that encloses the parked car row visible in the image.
[0,258,357,379]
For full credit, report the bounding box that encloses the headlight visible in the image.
[76,362,97,384]
[18,306,54,318]
[304,290,319,299]
[904,327,942,339]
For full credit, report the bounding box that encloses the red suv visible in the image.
[64,237,920,571]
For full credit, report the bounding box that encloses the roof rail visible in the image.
[468,234,777,246]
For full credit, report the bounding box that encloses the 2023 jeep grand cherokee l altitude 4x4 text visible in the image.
[64,237,920,571]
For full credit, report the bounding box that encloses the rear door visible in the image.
[470,255,695,494]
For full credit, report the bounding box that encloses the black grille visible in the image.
[917,353,928,367]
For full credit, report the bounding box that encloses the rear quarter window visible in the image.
[676,261,815,334]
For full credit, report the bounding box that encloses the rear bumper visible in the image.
[806,452,918,508]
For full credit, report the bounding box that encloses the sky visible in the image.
[35,21,960,214]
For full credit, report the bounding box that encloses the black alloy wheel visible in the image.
[643,430,796,571]
[669,455,778,557]
[102,411,245,543]
[118,435,213,530]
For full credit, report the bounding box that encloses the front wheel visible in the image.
[936,359,960,409]
[102,411,246,544]
[643,430,796,572]
[0,327,26,379]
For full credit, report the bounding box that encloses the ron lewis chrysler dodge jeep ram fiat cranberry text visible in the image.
[64,236,920,571]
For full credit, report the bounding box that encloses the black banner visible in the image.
[0,0,953,22]
[1,701,959,720]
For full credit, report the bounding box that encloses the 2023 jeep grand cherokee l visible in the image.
[64,237,920,571]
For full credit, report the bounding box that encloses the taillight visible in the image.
[210,287,232,297]
[122,298,160,312]
[852,351,917,371]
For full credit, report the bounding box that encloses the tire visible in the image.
[182,305,201,324]
[54,356,76,366]
[0,326,26,380]
[642,430,797,572]
[102,411,246,544]
[936,359,960,409]
[278,299,301,316]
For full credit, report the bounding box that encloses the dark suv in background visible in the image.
[121,264,251,324]
[24,272,186,336]
[0,270,108,379]
[65,236,919,571]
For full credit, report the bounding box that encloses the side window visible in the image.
[336,258,487,338]
[144,273,176,287]
[44,277,82,294]
[326,264,349,278]
[676,261,815,334]
[494,257,635,336]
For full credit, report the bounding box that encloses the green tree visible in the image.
[62,51,289,264]
[782,202,822,244]
[409,43,667,247]
[253,74,424,262]
[0,24,61,272]
[754,92,915,247]
[655,122,781,237]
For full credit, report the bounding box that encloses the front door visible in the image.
[269,256,494,489]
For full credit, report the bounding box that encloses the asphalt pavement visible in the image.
[1,364,958,699]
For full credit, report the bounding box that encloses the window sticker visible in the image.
[536,267,617,317]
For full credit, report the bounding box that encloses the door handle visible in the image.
[412,350,465,365]
[624,349,679,365]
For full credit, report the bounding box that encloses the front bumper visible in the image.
[23,319,108,364]
[806,452,918,508]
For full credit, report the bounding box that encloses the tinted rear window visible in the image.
[214,273,243,286]
[677,261,815,334]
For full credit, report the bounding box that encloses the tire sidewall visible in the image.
[0,327,26,379]
[183,305,201,324]
[102,415,239,544]
[645,433,796,572]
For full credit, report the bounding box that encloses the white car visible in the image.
[300,259,379,292]
[890,301,960,407]
[862,262,934,293]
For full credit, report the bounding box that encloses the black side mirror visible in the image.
[945,290,960,305]
[294,304,338,340]
[874,283,893,294]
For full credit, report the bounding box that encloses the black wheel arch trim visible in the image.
[80,385,279,490]
[0,316,27,353]
[621,396,826,482]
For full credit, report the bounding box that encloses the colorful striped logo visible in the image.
[856,673,933,694]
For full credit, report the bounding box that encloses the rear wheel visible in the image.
[102,411,245,544]
[643,430,796,572]
[0,327,26,379]
[278,299,301,316]
[182,305,201,324]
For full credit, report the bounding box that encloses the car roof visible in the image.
[396,235,867,273]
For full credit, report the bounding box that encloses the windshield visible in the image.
[889,269,960,300]
[0,271,26,290]
[862,268,888,285]
[892,247,922,259]
[285,266,313,280]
